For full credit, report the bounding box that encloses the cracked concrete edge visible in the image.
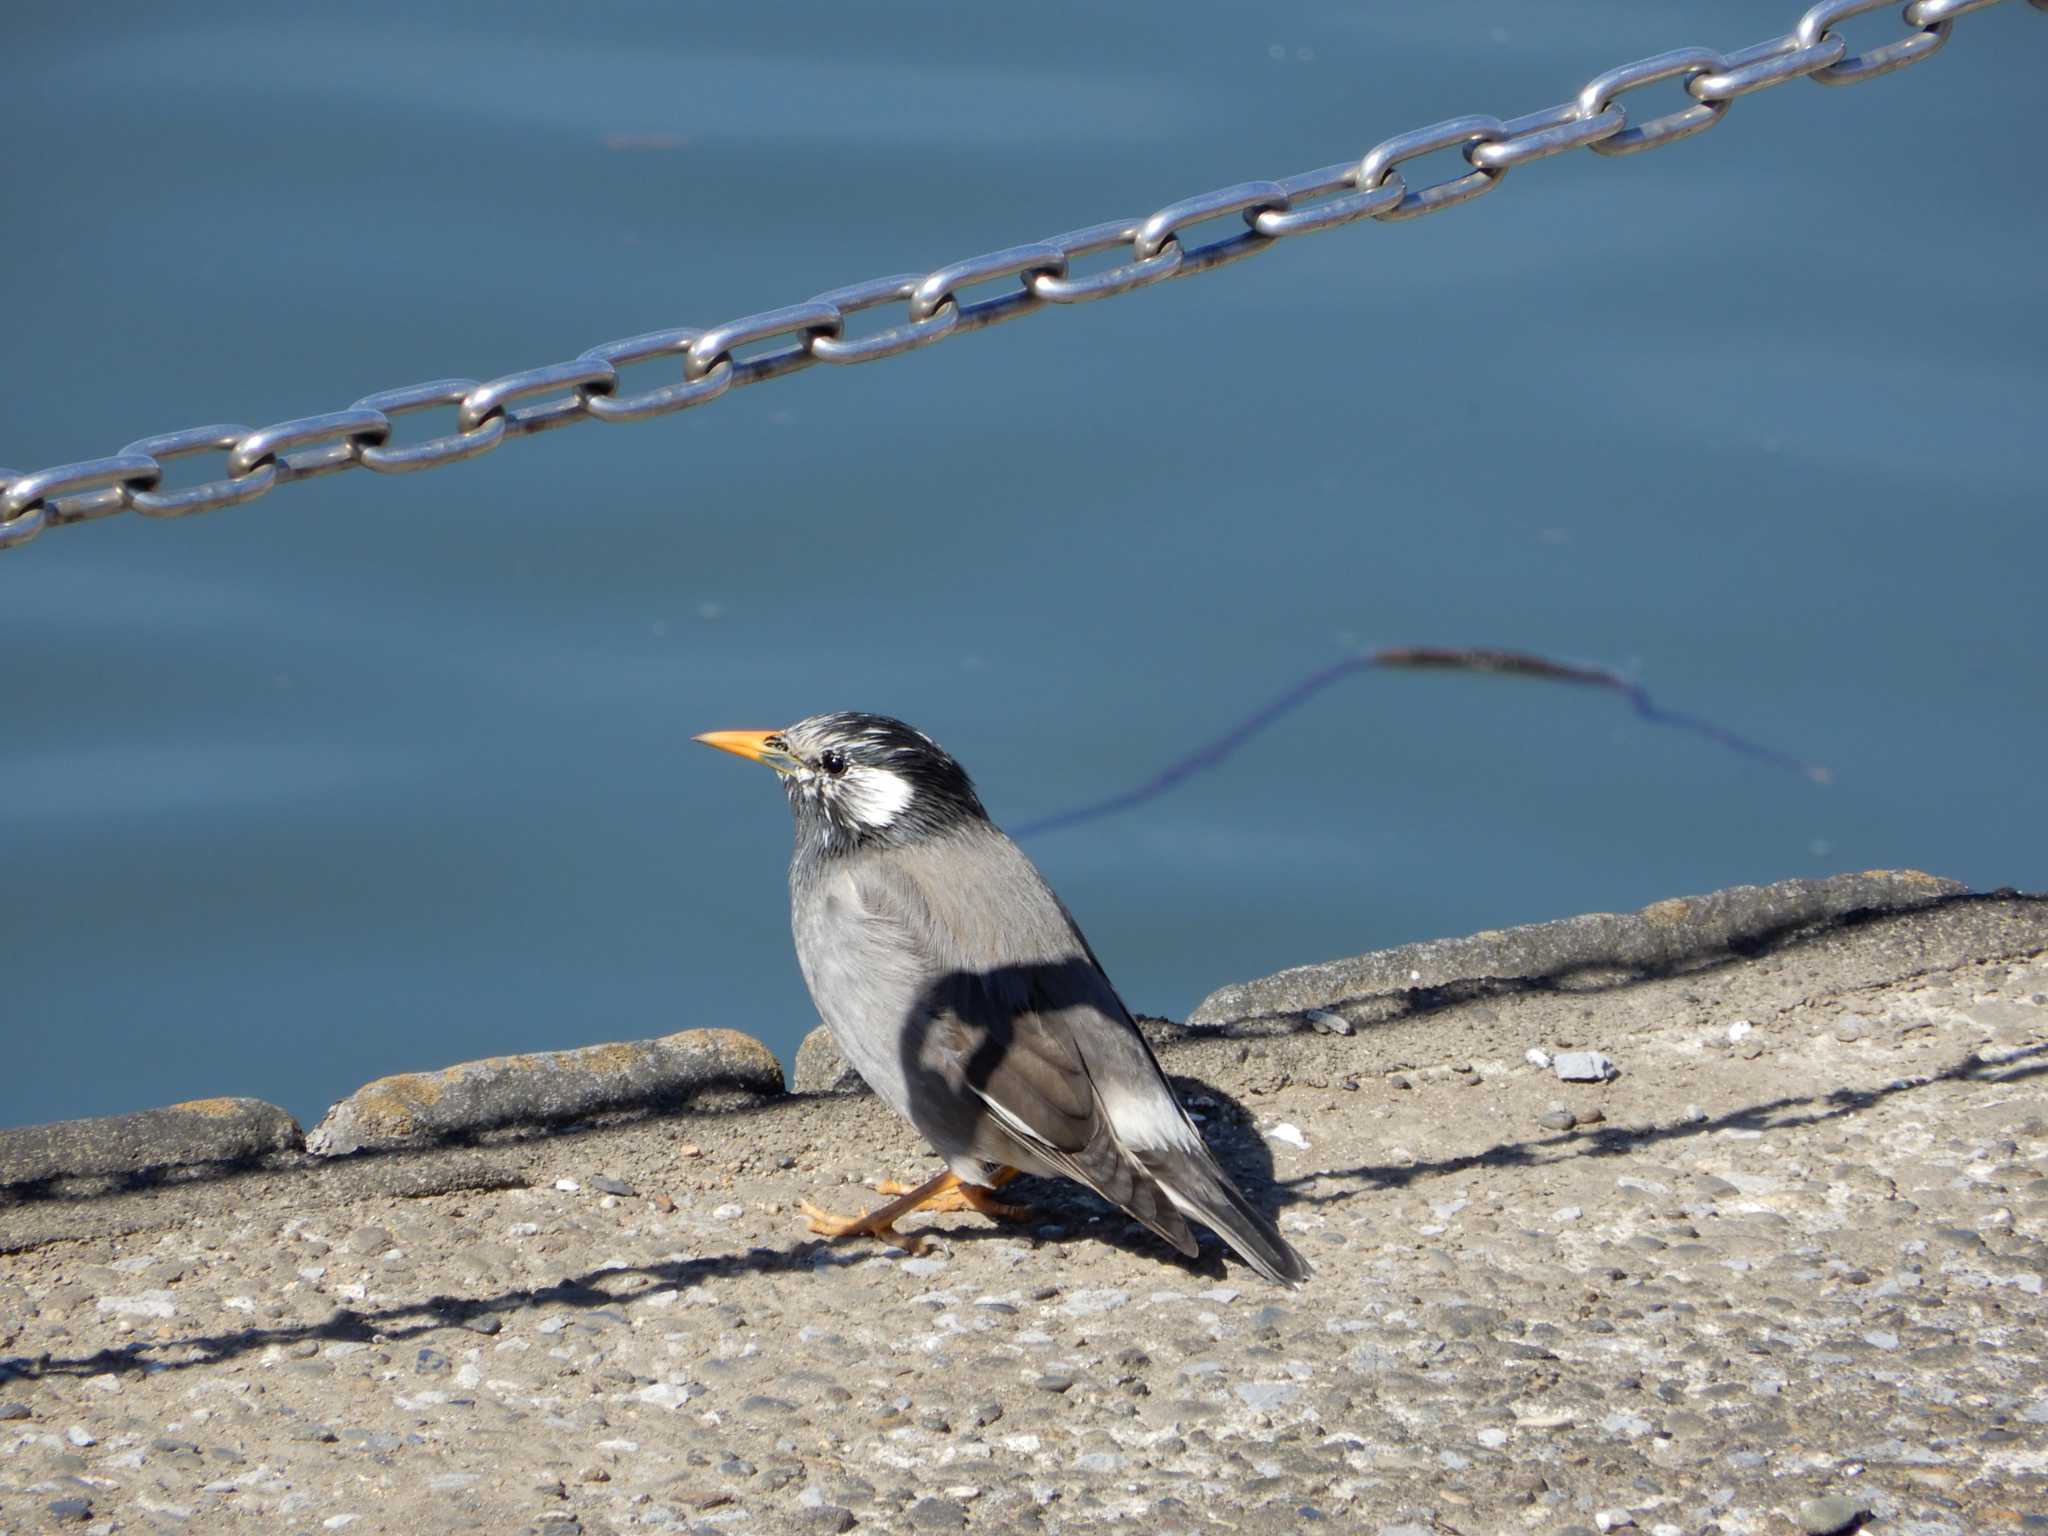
[0,1098,302,1190]
[1185,869,1982,1030]
[7,888,2045,1255]
[304,1028,785,1156]
[793,1023,866,1096]
[2,1029,787,1193]
[4,872,2029,1192]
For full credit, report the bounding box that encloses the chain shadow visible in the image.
[5,1238,875,1386]
[1159,888,2046,1044]
[1280,1042,2048,1202]
[11,1048,2036,1385]
[2,1075,1281,1389]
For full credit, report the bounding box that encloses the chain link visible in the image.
[2,0,2037,555]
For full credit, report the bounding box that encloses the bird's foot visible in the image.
[874,1173,1031,1222]
[799,1166,1025,1250]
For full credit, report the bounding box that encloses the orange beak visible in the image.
[693,729,797,773]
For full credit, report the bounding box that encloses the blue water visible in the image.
[4,3,2044,1132]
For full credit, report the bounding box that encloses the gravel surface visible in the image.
[3,891,2044,1535]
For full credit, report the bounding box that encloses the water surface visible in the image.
[4,2,2043,1129]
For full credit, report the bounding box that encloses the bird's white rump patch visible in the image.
[833,764,915,829]
[1094,1077,1205,1155]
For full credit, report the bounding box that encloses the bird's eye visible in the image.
[819,749,848,777]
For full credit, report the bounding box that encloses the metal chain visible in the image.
[4,0,2040,555]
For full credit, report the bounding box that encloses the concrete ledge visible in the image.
[0,1098,301,1190]
[1188,869,1967,1029]
[2,888,2042,1532]
[793,1026,865,1096]
[306,1028,783,1156]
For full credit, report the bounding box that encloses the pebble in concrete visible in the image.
[1553,1050,1618,1082]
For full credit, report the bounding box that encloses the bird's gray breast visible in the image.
[790,860,938,1137]
[788,828,1102,1172]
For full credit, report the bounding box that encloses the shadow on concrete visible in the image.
[9,1244,854,1385]
[1169,888,2046,1042]
[1281,1041,2048,1202]
[10,1046,2037,1386]
[2,1073,1278,1386]
[0,1095,779,1218]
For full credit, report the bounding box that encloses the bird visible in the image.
[695,711,1309,1286]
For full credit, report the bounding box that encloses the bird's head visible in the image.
[695,711,988,856]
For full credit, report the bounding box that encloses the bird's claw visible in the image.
[798,1198,926,1252]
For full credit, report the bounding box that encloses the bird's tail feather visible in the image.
[1142,1148,1311,1287]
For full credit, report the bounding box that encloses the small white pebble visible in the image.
[554,1178,581,1193]
[1266,1122,1311,1151]
[1726,1020,1753,1044]
[712,1203,744,1220]
[1525,1048,1552,1069]
[95,1291,176,1320]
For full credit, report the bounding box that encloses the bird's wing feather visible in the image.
[848,852,1199,1257]
[842,832,1309,1285]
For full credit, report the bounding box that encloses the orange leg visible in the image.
[799,1167,1027,1251]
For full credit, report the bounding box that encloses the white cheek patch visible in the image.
[834,765,915,829]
